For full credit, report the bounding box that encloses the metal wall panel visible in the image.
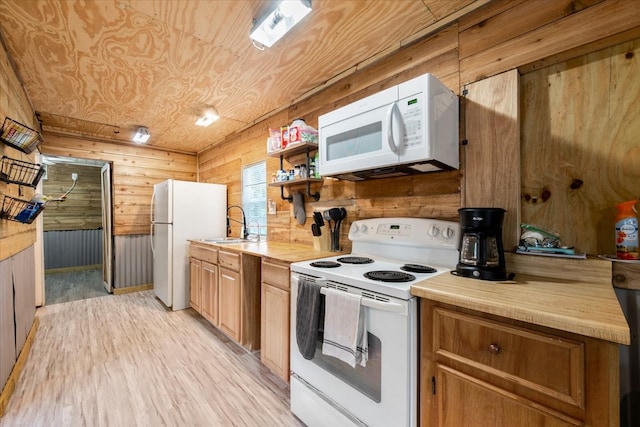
[43,229,102,269]
[114,235,153,289]
[0,257,15,391]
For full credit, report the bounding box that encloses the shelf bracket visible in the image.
[306,182,320,201]
[280,186,293,202]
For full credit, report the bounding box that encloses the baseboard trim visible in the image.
[0,316,39,417]
[45,264,102,274]
[113,284,153,295]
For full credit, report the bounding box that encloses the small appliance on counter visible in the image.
[454,207,507,281]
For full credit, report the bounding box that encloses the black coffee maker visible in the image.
[455,208,507,281]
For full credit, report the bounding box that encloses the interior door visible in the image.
[101,163,113,293]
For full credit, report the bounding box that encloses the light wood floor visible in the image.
[0,291,303,426]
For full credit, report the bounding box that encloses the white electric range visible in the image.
[289,217,459,427]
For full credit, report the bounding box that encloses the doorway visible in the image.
[38,155,113,305]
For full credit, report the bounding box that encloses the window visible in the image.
[242,161,267,238]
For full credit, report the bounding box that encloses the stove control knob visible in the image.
[360,224,368,233]
[427,225,440,238]
[350,223,359,234]
[443,227,456,240]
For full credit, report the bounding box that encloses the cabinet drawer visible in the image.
[219,250,240,271]
[433,308,585,408]
[189,244,218,264]
[261,259,290,291]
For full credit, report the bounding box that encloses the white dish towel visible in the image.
[322,287,368,367]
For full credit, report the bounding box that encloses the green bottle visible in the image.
[314,151,320,178]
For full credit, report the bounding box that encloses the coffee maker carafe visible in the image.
[455,208,507,281]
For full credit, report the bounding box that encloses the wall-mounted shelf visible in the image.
[0,195,45,224]
[269,177,323,202]
[0,117,43,154]
[268,142,322,202]
[0,155,45,188]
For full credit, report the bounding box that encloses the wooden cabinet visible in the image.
[420,300,619,427]
[201,261,218,325]
[260,258,291,381]
[219,265,241,342]
[189,243,261,351]
[189,258,202,312]
[188,244,219,319]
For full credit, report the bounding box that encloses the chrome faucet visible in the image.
[226,205,248,239]
[247,220,261,242]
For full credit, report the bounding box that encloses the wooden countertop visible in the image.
[411,253,631,345]
[189,240,337,263]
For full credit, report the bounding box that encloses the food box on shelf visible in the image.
[289,126,318,145]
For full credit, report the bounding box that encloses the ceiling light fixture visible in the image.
[132,126,150,144]
[250,0,312,49]
[195,107,220,127]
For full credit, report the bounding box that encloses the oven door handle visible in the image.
[319,287,405,313]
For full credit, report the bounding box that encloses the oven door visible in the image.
[290,273,417,427]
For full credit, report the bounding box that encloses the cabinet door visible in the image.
[189,258,202,312]
[435,364,582,427]
[219,267,241,341]
[261,283,290,381]
[201,261,218,326]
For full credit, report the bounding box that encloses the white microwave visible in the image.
[318,73,458,180]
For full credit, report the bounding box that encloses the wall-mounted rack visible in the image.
[0,195,45,224]
[268,142,322,202]
[0,117,43,154]
[0,155,45,188]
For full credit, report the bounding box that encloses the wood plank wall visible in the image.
[199,25,463,251]
[40,134,196,236]
[0,37,40,261]
[198,0,640,254]
[521,39,640,255]
[42,163,102,231]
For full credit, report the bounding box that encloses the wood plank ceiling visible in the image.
[0,0,486,153]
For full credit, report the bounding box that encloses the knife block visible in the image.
[313,233,330,251]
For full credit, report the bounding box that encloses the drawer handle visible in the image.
[488,343,501,355]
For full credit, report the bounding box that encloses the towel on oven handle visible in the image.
[296,278,322,360]
[322,287,368,368]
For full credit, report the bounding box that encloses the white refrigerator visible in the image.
[150,179,227,310]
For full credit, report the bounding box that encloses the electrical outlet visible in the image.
[72,173,78,181]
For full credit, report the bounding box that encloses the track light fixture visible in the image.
[133,127,150,144]
[250,0,312,49]
[195,107,220,127]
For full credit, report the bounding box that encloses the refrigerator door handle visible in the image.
[150,185,156,257]
[150,222,156,257]
[150,185,156,223]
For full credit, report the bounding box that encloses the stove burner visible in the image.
[401,264,437,274]
[310,261,341,268]
[364,270,416,282]
[337,256,374,264]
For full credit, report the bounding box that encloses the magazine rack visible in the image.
[0,117,43,154]
[0,156,45,187]
[0,195,45,224]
